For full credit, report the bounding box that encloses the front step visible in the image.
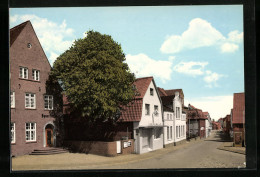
[30,147,69,155]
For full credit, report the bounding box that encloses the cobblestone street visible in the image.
[12,130,245,170]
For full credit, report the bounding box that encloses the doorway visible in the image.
[45,124,54,147]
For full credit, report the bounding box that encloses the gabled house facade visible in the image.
[10,21,60,156]
[158,88,186,146]
[186,104,207,138]
[119,77,164,154]
[231,92,245,147]
[203,112,212,138]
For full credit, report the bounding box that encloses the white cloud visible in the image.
[10,14,75,66]
[160,18,243,54]
[10,15,18,23]
[49,52,59,66]
[168,56,176,62]
[186,95,233,120]
[126,53,172,83]
[160,18,225,54]
[220,42,239,53]
[173,61,208,76]
[204,70,224,88]
[227,30,243,43]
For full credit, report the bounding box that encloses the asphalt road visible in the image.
[99,131,246,169]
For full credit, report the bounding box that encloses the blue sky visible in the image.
[10,6,244,120]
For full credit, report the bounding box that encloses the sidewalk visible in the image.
[217,142,246,155]
[12,138,203,171]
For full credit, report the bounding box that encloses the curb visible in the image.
[217,146,245,155]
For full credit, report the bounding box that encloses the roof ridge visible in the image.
[10,20,30,31]
[135,76,153,80]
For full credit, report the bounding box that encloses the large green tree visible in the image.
[51,30,135,122]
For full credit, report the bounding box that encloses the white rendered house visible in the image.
[119,77,164,154]
[158,88,187,146]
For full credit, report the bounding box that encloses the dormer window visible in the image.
[150,88,154,96]
[19,67,28,79]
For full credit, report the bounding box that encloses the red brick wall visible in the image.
[64,139,134,156]
[121,139,134,155]
[10,22,56,156]
[199,119,206,138]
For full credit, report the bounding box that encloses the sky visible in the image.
[9,6,244,121]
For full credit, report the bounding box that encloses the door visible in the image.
[45,128,53,147]
[142,129,150,149]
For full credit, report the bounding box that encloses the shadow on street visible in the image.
[204,130,232,142]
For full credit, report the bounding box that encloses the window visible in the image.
[32,69,40,81]
[150,88,154,96]
[11,123,15,143]
[167,114,169,120]
[170,114,172,120]
[176,126,178,138]
[167,127,169,140]
[154,105,158,116]
[176,107,180,119]
[170,126,173,139]
[44,95,53,110]
[11,91,15,108]
[154,128,161,139]
[25,93,36,109]
[25,123,36,141]
[19,67,28,79]
[145,104,150,115]
[179,126,181,137]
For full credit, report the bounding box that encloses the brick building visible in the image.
[231,92,245,147]
[10,21,62,156]
[186,104,207,138]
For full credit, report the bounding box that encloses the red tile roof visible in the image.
[161,95,175,106]
[118,99,143,122]
[232,92,245,124]
[187,104,207,119]
[119,76,154,122]
[134,77,153,99]
[157,87,168,96]
[10,21,29,46]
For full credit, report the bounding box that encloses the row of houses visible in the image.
[10,21,212,157]
[221,93,245,147]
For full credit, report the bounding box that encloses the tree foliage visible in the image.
[51,30,135,122]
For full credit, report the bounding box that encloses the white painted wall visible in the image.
[173,92,186,143]
[163,111,174,145]
[139,81,163,127]
[134,80,164,154]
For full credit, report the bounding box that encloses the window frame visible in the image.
[44,95,53,110]
[170,126,173,139]
[32,69,40,81]
[11,122,15,144]
[176,126,178,138]
[11,91,15,108]
[19,66,28,79]
[25,93,36,109]
[176,107,180,119]
[145,104,150,115]
[25,122,36,142]
[150,88,154,96]
[167,126,169,140]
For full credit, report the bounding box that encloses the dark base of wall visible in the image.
[174,139,186,146]
[164,142,174,148]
